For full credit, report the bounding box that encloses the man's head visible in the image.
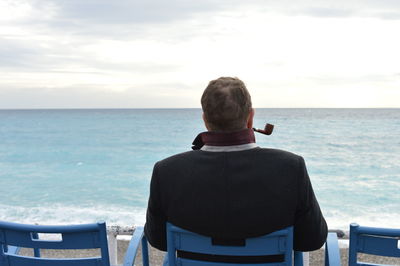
[201,77,254,132]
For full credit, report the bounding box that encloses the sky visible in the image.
[1,0,400,108]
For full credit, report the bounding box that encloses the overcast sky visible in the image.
[1,0,399,108]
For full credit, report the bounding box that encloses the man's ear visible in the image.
[247,108,254,129]
[202,113,211,131]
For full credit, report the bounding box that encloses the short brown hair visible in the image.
[201,77,252,132]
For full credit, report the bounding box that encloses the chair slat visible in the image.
[358,234,400,257]
[178,257,286,266]
[0,222,100,233]
[1,230,101,249]
[167,223,296,266]
[7,255,104,266]
[170,224,292,256]
[174,232,290,256]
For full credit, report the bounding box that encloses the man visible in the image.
[144,77,327,255]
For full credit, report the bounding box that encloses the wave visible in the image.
[325,209,400,231]
[1,203,399,232]
[0,203,146,226]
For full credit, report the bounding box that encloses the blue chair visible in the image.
[166,222,303,266]
[324,223,400,266]
[0,220,148,266]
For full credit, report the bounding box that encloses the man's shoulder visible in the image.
[155,150,200,168]
[256,147,303,161]
[155,148,303,168]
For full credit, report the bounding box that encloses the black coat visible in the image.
[144,147,327,252]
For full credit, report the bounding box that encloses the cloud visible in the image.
[52,0,216,24]
[0,83,200,109]
[254,0,400,20]
[301,7,354,18]
[5,0,400,42]
[7,0,400,29]
[21,0,238,31]
[0,35,181,77]
[0,38,40,69]
[1,0,400,108]
[304,73,400,84]
[376,12,400,20]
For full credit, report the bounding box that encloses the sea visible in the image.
[0,108,399,231]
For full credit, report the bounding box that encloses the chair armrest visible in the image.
[122,226,149,266]
[325,232,341,266]
[294,251,304,266]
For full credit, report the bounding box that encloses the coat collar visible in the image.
[192,129,256,150]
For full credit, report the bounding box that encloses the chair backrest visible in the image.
[0,220,110,266]
[349,223,400,266]
[166,223,302,266]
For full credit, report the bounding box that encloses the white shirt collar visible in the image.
[201,143,259,152]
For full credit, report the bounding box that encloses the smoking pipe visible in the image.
[253,123,274,135]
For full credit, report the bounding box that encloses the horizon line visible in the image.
[0,107,399,111]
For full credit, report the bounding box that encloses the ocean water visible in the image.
[0,108,399,230]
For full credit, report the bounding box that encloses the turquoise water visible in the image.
[0,109,399,229]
